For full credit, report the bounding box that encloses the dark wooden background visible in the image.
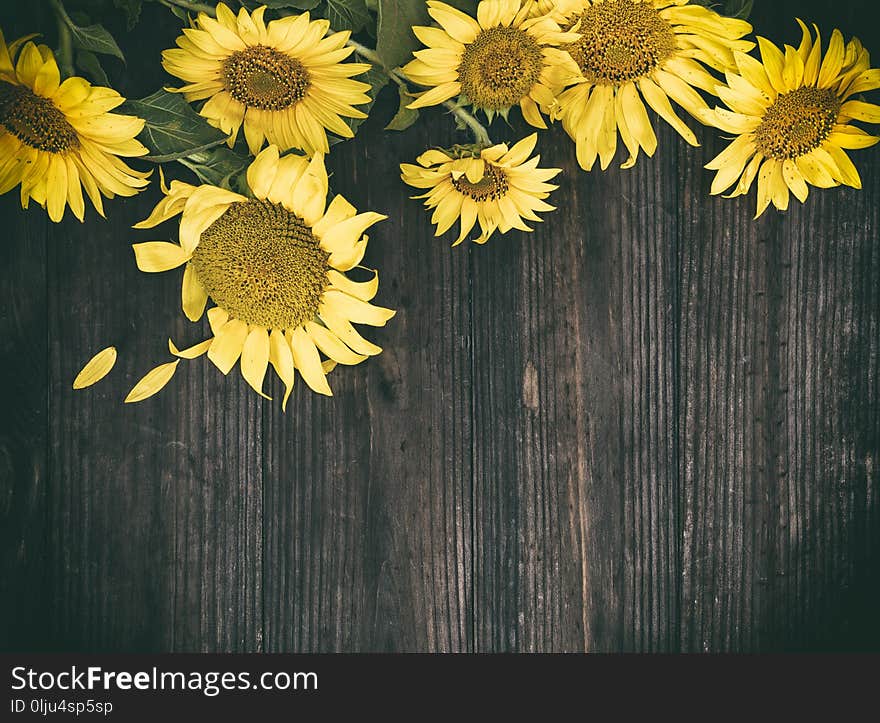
[1,0,878,652]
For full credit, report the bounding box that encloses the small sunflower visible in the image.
[162,3,372,156]
[403,0,581,128]
[127,146,394,406]
[0,30,148,222]
[704,22,880,217]
[550,0,754,170]
[400,133,560,245]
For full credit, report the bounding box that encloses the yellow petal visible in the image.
[133,242,189,273]
[323,289,396,326]
[306,321,366,365]
[269,328,295,411]
[317,212,386,254]
[327,268,378,301]
[207,306,229,335]
[318,307,382,356]
[72,346,117,389]
[817,29,844,88]
[207,317,248,374]
[124,360,180,403]
[240,327,271,399]
[290,326,332,396]
[169,338,213,359]
[181,264,208,321]
[840,100,880,124]
[311,194,357,238]
[247,144,280,198]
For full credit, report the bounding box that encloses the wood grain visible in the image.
[0,197,49,651]
[0,0,878,653]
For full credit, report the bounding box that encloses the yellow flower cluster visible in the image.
[400,0,879,236]
[1,1,878,410]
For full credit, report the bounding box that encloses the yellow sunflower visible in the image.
[0,30,149,222]
[704,22,880,217]
[550,0,754,170]
[400,133,560,245]
[125,146,394,406]
[403,0,581,128]
[162,3,372,156]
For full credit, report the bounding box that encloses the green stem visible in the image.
[48,0,75,77]
[157,0,218,16]
[346,39,491,146]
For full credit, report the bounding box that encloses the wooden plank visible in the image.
[44,187,264,651]
[0,197,50,650]
[471,124,680,651]
[262,112,473,652]
[677,0,880,651]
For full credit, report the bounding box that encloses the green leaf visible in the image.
[67,22,125,61]
[324,0,372,33]
[123,89,227,163]
[177,145,250,191]
[385,84,419,131]
[113,0,143,29]
[376,0,429,69]
[75,50,109,86]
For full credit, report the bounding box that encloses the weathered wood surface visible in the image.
[1,0,877,652]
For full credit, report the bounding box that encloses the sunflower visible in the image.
[550,0,754,170]
[400,133,560,245]
[162,3,372,156]
[704,22,880,217]
[125,146,394,406]
[0,30,149,222]
[402,0,581,128]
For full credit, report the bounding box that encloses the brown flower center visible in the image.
[563,0,676,85]
[190,200,329,329]
[0,80,80,153]
[223,45,311,111]
[458,26,544,110]
[754,86,841,160]
[451,164,509,201]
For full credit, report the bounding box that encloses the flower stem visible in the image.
[346,39,492,146]
[157,0,217,16]
[48,0,75,78]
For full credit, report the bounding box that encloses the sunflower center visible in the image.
[223,45,310,111]
[451,164,509,201]
[457,26,544,110]
[190,200,329,329]
[563,0,676,85]
[0,80,80,153]
[754,86,841,160]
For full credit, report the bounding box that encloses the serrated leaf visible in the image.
[376,0,429,69]
[113,0,143,29]
[75,50,109,86]
[324,0,372,33]
[67,22,125,61]
[177,145,250,191]
[123,89,227,162]
[385,84,419,131]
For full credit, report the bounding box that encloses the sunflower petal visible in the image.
[124,360,180,403]
[72,346,117,389]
